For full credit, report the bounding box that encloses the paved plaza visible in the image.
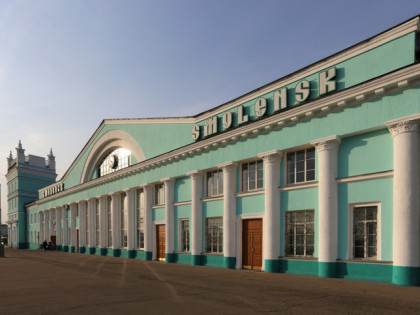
[1,248,420,314]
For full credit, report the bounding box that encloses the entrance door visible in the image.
[242,219,263,270]
[156,225,166,261]
[51,236,56,250]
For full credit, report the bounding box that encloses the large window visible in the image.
[98,148,131,177]
[287,148,315,184]
[285,210,314,257]
[95,199,100,247]
[136,189,145,250]
[206,217,223,253]
[206,170,223,197]
[181,220,190,252]
[120,193,128,248]
[107,196,112,247]
[241,160,263,192]
[353,206,377,259]
[154,183,165,205]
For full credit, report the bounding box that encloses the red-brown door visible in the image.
[157,225,166,261]
[51,236,56,249]
[242,219,263,270]
[76,230,80,253]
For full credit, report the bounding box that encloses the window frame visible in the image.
[136,188,145,250]
[107,196,112,248]
[205,169,224,197]
[120,192,128,249]
[154,183,165,205]
[284,210,315,257]
[348,202,381,261]
[286,147,316,185]
[205,217,223,254]
[240,159,264,192]
[179,219,190,253]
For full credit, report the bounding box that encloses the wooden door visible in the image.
[242,219,263,270]
[156,225,166,261]
[51,236,56,249]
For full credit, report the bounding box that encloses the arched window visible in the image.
[98,148,131,177]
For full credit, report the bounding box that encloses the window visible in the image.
[155,183,165,205]
[96,199,100,247]
[107,196,112,247]
[285,210,314,257]
[136,189,145,250]
[206,170,223,197]
[120,193,127,248]
[353,206,377,259]
[98,148,131,177]
[206,217,223,253]
[241,160,263,192]
[287,148,315,184]
[181,220,190,252]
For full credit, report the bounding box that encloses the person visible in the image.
[43,240,47,251]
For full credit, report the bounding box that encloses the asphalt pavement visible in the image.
[1,248,420,314]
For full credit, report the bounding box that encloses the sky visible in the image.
[1,0,420,223]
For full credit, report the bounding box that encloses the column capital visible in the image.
[218,161,237,173]
[186,170,202,181]
[258,150,282,163]
[386,117,420,138]
[311,135,341,152]
[161,177,175,186]
[141,184,152,193]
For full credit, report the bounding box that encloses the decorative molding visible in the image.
[311,135,341,152]
[387,118,420,137]
[236,189,265,198]
[279,181,319,192]
[173,201,192,207]
[337,170,393,184]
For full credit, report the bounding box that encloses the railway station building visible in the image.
[6,15,420,286]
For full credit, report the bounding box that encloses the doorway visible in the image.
[156,225,166,261]
[242,219,263,270]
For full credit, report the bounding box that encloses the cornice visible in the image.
[36,63,420,207]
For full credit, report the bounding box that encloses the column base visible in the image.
[63,246,69,252]
[392,266,420,286]
[100,248,108,256]
[318,262,337,278]
[223,256,236,269]
[145,251,152,260]
[128,250,136,259]
[79,247,86,254]
[191,255,202,266]
[70,246,76,253]
[165,253,176,263]
[56,245,62,251]
[265,259,280,273]
[112,249,121,257]
[89,247,96,254]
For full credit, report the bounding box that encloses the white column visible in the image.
[79,201,86,248]
[311,135,340,278]
[69,203,77,250]
[44,211,49,243]
[62,207,68,247]
[56,207,61,247]
[163,178,175,261]
[87,199,95,248]
[387,117,420,285]
[99,197,107,249]
[143,185,153,257]
[187,171,202,265]
[126,189,135,251]
[258,151,281,272]
[218,162,237,269]
[111,193,119,250]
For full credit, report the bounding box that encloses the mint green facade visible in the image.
[9,16,420,286]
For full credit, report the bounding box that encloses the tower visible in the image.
[6,141,57,248]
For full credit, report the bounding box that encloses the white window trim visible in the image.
[178,218,190,253]
[154,183,165,206]
[283,209,315,258]
[205,168,224,198]
[283,145,316,187]
[239,158,264,193]
[348,202,381,261]
[136,188,145,250]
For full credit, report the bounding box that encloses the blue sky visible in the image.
[1,0,420,222]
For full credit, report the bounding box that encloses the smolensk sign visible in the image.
[192,67,337,141]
